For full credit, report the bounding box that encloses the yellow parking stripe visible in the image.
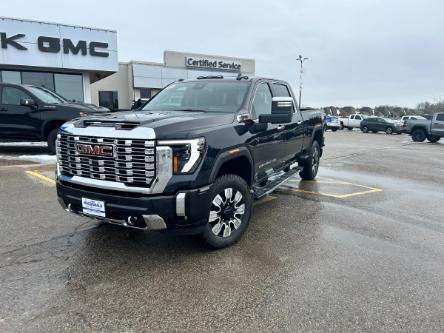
[25,170,56,185]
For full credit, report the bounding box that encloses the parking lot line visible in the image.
[25,170,56,185]
[289,184,382,199]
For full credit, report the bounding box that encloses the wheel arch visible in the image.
[41,120,66,140]
[210,147,254,186]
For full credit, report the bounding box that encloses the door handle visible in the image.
[277,125,285,131]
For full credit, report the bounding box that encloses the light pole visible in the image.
[296,55,309,110]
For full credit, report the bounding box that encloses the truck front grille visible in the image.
[57,134,156,188]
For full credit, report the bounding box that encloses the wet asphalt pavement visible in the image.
[1,131,444,332]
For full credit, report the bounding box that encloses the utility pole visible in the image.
[296,55,309,110]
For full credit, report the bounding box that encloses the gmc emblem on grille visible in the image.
[75,143,114,157]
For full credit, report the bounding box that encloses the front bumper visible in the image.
[57,180,212,234]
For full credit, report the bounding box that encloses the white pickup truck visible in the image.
[339,114,367,130]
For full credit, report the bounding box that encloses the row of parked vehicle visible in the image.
[324,113,444,143]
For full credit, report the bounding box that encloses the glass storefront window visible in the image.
[54,74,84,102]
[1,71,21,84]
[21,72,55,91]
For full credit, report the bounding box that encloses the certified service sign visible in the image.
[185,57,241,72]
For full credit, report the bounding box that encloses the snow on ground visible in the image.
[0,142,55,164]
[0,154,56,163]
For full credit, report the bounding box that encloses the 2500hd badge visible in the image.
[56,76,324,249]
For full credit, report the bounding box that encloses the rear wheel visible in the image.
[300,141,320,180]
[427,136,441,143]
[47,128,59,155]
[411,129,426,142]
[385,127,394,135]
[362,126,368,133]
[202,175,252,249]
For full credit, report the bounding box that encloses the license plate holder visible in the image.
[82,197,106,217]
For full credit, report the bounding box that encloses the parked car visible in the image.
[399,115,426,132]
[339,114,367,130]
[405,112,444,142]
[0,83,108,153]
[56,76,325,249]
[360,117,401,134]
[324,115,341,131]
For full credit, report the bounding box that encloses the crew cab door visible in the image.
[0,86,42,140]
[247,81,287,180]
[431,113,444,137]
[270,82,304,160]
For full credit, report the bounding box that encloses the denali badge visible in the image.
[75,143,114,157]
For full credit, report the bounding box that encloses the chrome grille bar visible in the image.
[57,134,156,187]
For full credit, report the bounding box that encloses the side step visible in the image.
[253,166,302,199]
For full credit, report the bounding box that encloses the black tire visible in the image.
[411,129,426,142]
[332,128,338,132]
[427,136,441,143]
[47,128,59,155]
[362,126,368,133]
[340,122,344,130]
[299,141,321,180]
[202,174,252,249]
[385,127,393,135]
[347,127,353,131]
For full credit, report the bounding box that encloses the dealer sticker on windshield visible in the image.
[82,198,105,217]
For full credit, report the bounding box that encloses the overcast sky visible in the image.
[2,0,443,107]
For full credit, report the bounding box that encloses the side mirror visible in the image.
[259,97,293,124]
[20,98,35,107]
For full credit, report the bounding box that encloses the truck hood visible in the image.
[73,110,236,139]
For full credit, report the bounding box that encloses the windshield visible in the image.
[25,86,66,104]
[142,81,250,113]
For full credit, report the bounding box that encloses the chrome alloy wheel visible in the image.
[312,145,320,175]
[208,188,245,238]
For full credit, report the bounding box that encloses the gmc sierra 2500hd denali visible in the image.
[56,76,324,248]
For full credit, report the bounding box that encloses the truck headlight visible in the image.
[158,138,205,174]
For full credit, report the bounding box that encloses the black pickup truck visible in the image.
[56,76,324,248]
[0,83,106,154]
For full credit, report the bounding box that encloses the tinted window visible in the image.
[273,83,291,97]
[253,83,272,118]
[54,74,83,102]
[22,72,55,91]
[1,87,31,105]
[350,115,355,119]
[143,81,250,113]
[1,71,21,84]
[436,114,444,121]
[355,115,362,120]
[99,91,119,110]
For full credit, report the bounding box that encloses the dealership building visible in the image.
[0,17,255,110]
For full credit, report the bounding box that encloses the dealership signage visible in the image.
[185,57,241,72]
[0,17,118,72]
[0,33,109,57]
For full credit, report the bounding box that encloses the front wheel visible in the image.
[362,126,368,133]
[300,141,320,180]
[47,128,59,155]
[202,174,252,249]
[385,127,394,135]
[411,129,426,142]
